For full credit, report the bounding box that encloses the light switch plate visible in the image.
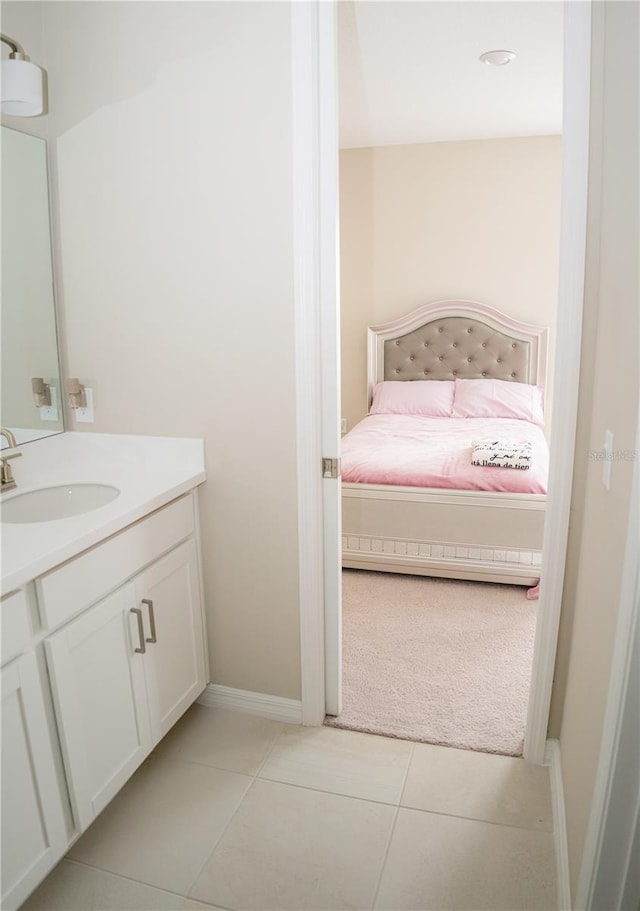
[75,387,94,423]
[341,418,347,435]
[40,386,59,422]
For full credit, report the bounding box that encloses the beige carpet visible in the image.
[324,570,536,757]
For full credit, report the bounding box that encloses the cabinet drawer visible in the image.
[1,587,36,667]
[37,495,195,631]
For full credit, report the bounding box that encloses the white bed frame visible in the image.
[342,300,548,586]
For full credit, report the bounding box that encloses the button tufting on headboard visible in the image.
[382,315,531,383]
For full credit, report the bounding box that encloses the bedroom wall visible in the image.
[41,1,302,700]
[339,135,562,436]
[549,1,639,897]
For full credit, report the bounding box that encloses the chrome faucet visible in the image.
[0,428,22,492]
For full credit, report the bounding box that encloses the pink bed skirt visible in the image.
[341,415,548,495]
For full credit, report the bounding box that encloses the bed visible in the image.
[341,300,549,586]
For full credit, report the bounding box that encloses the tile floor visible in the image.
[23,704,558,911]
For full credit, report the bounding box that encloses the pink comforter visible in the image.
[341,415,548,494]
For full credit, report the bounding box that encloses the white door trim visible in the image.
[574,427,640,908]
[294,1,593,759]
[524,0,593,764]
[317,0,342,718]
[292,0,326,726]
[292,0,342,725]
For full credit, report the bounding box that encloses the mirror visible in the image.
[1,126,63,447]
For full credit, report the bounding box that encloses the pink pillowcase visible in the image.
[370,381,455,417]
[452,378,544,425]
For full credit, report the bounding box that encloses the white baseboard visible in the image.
[546,739,571,910]
[198,684,303,725]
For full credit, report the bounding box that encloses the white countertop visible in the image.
[1,432,206,595]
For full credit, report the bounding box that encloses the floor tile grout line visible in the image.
[116,711,282,907]
[158,752,260,781]
[253,724,287,779]
[370,803,401,911]
[371,742,415,909]
[60,857,189,899]
[397,801,554,833]
[181,774,258,902]
[66,855,236,911]
[397,741,415,807]
[253,772,408,808]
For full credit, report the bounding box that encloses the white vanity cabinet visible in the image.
[46,537,206,831]
[1,433,207,910]
[41,497,207,833]
[1,485,208,910]
[1,592,71,911]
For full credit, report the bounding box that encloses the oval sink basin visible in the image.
[2,484,120,524]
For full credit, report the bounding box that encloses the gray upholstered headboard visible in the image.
[367,300,548,407]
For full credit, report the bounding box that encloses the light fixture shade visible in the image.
[1,58,44,116]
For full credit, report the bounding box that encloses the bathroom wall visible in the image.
[552,1,639,897]
[42,1,302,699]
[340,136,562,434]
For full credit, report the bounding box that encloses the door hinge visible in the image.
[322,457,341,479]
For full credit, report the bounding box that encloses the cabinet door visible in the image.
[134,539,207,743]
[46,584,153,832]
[1,653,69,911]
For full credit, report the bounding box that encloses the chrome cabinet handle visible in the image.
[131,608,146,654]
[142,599,157,644]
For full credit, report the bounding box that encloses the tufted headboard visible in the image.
[367,300,548,408]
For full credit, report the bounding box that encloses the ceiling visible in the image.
[338,1,564,149]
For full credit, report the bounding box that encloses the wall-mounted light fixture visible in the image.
[1,33,45,116]
[67,378,87,410]
[32,377,52,408]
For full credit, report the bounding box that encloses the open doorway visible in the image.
[327,1,563,757]
[293,0,591,766]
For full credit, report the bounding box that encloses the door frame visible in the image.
[292,0,336,725]
[575,419,639,909]
[293,0,594,759]
[523,0,593,764]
